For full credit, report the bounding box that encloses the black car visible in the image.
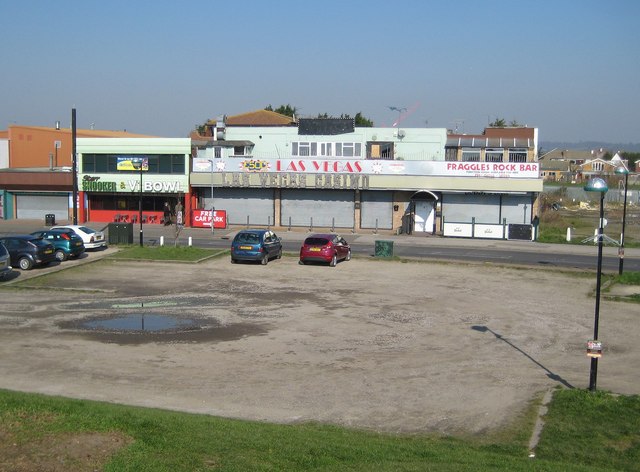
[0,235,56,270]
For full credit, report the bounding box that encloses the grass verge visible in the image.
[1,388,638,471]
[107,245,225,262]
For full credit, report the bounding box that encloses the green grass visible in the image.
[1,388,638,471]
[616,271,640,286]
[108,245,224,262]
[535,389,640,471]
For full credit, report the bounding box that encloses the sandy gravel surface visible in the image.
[1,255,638,435]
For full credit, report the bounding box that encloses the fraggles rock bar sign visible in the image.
[194,157,540,179]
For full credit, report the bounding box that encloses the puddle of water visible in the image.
[82,314,198,332]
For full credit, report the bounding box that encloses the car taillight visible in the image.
[61,233,70,240]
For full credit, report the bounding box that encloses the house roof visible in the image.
[542,149,605,161]
[483,127,536,139]
[220,109,296,127]
[6,125,154,138]
[540,160,573,171]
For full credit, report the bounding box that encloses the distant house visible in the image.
[540,148,629,183]
[540,159,573,182]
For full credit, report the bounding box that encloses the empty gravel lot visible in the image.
[0,255,638,434]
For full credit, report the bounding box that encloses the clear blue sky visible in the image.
[2,0,639,144]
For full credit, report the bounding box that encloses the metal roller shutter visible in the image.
[442,193,501,223]
[16,194,68,221]
[501,195,532,224]
[213,188,274,226]
[360,191,393,229]
[281,189,354,228]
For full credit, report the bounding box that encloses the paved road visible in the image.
[1,219,639,272]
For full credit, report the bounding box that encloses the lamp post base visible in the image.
[589,355,598,392]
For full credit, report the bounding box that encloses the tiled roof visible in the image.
[224,109,296,126]
[7,125,154,138]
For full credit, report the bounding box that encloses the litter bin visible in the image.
[45,214,56,226]
[374,240,394,258]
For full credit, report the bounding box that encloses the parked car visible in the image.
[0,242,13,279]
[230,229,282,265]
[50,225,107,250]
[0,235,56,270]
[30,229,85,261]
[299,233,351,267]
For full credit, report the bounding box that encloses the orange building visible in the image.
[0,124,152,221]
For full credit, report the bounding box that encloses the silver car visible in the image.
[50,225,107,250]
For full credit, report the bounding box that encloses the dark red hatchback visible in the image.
[299,233,351,267]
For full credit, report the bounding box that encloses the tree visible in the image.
[354,112,374,127]
[314,112,374,127]
[620,151,640,169]
[264,104,297,118]
[489,118,507,127]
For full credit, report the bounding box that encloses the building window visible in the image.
[321,143,332,156]
[592,161,604,171]
[336,143,361,157]
[81,154,185,174]
[445,147,458,161]
[214,147,222,158]
[485,148,504,162]
[508,148,527,163]
[233,146,245,156]
[462,148,480,162]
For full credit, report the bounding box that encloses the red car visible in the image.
[299,233,351,267]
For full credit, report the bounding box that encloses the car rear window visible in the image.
[78,226,95,234]
[235,232,261,244]
[304,237,330,246]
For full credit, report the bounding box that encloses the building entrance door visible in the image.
[413,200,435,233]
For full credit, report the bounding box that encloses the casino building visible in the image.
[189,110,542,239]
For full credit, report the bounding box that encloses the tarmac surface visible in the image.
[1,218,639,435]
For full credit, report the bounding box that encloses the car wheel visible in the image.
[230,258,237,264]
[299,259,305,265]
[19,257,33,270]
[261,254,268,265]
[345,249,352,261]
[330,254,337,267]
[55,249,68,262]
[276,249,282,259]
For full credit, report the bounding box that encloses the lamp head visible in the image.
[584,177,608,193]
[615,165,629,176]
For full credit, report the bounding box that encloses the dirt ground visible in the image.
[1,255,639,436]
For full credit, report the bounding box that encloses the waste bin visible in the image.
[45,214,56,226]
[108,223,134,245]
[374,240,394,258]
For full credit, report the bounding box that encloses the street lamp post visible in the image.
[584,177,608,392]
[615,165,630,275]
[208,159,214,235]
[132,159,144,247]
